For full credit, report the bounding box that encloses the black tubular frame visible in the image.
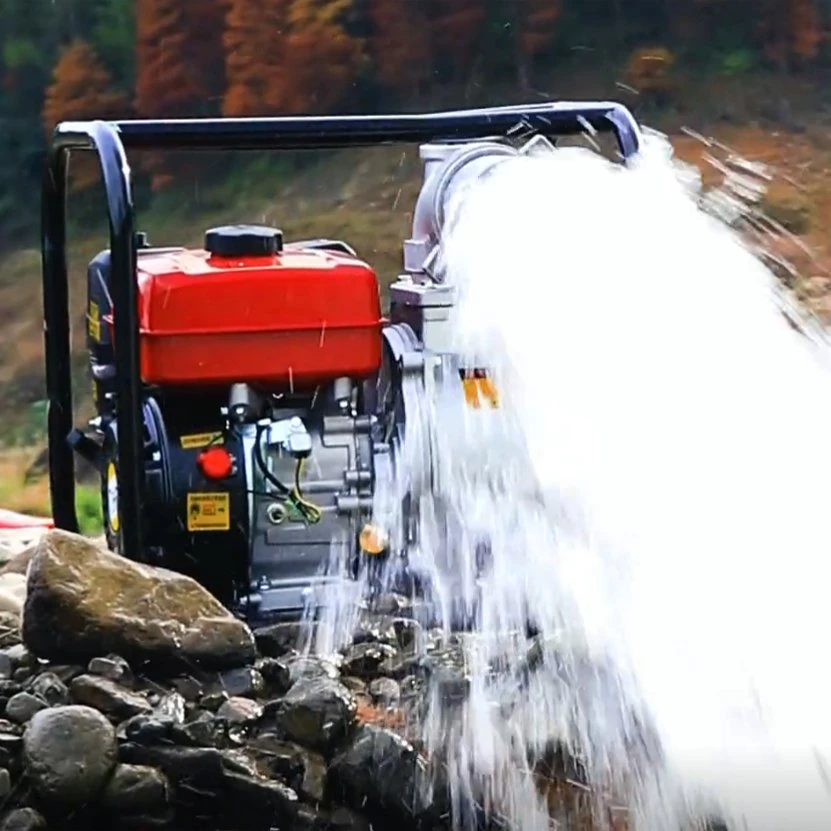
[41,100,641,561]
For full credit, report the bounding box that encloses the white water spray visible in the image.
[313,129,831,831]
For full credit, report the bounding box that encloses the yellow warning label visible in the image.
[187,492,230,532]
[106,462,119,534]
[180,432,223,450]
[88,302,100,342]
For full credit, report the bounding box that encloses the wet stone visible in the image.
[0,768,10,799]
[284,655,340,685]
[0,734,22,754]
[368,676,401,706]
[30,671,69,706]
[123,713,174,745]
[372,593,413,616]
[2,646,33,671]
[217,666,264,698]
[118,742,225,785]
[341,676,367,694]
[328,725,435,824]
[252,621,305,658]
[341,642,398,679]
[5,692,47,724]
[153,691,186,724]
[22,530,256,671]
[101,763,170,814]
[255,657,291,692]
[0,655,12,680]
[216,696,263,725]
[169,675,203,702]
[199,689,229,711]
[88,654,134,685]
[23,704,118,806]
[0,808,46,831]
[70,674,152,720]
[274,676,357,753]
[329,805,373,831]
[172,710,224,748]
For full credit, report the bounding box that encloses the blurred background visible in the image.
[1,0,830,528]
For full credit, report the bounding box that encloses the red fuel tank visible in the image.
[112,226,384,389]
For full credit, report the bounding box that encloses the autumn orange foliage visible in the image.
[518,0,562,59]
[224,0,363,116]
[279,0,365,113]
[428,0,487,80]
[367,0,432,96]
[223,0,290,116]
[761,0,823,66]
[135,0,211,188]
[42,40,128,191]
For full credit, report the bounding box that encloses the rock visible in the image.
[0,768,10,799]
[222,769,298,824]
[69,674,152,720]
[368,677,401,706]
[252,621,305,657]
[23,704,118,806]
[169,675,203,702]
[328,725,435,824]
[216,667,265,698]
[255,657,292,692]
[373,593,413,616]
[21,530,256,671]
[199,689,229,711]
[284,655,340,684]
[341,642,398,678]
[3,646,32,670]
[0,575,26,617]
[101,763,169,814]
[0,808,46,831]
[5,692,47,724]
[153,691,186,724]
[88,654,133,685]
[274,677,357,752]
[172,710,224,748]
[248,733,327,804]
[30,672,68,706]
[0,655,12,681]
[328,806,372,831]
[0,616,20,651]
[216,696,263,725]
[119,742,225,784]
[123,714,174,745]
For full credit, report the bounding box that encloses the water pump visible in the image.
[40,102,643,621]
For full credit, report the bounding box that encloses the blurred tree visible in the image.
[181,0,228,114]
[135,0,205,187]
[91,0,136,89]
[366,0,432,98]
[760,0,823,68]
[223,0,289,116]
[515,0,563,90]
[428,0,487,82]
[273,0,366,113]
[42,39,128,190]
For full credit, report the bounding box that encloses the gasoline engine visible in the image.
[68,131,616,620]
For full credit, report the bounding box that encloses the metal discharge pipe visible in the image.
[404,141,522,279]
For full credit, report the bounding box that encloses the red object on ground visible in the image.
[0,510,54,530]
[105,245,384,389]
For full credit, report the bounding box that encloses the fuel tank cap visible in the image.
[204,224,284,257]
